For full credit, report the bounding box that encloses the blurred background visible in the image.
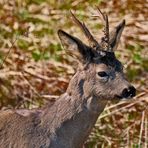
[0,0,147,147]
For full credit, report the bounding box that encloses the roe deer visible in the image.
[0,8,136,148]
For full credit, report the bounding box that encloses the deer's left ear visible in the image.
[58,29,93,62]
[109,20,125,51]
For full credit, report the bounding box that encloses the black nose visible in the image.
[121,86,136,98]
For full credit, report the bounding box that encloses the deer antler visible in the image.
[70,10,100,50]
[96,7,111,51]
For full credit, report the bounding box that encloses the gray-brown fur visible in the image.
[0,9,136,148]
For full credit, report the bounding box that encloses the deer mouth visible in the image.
[115,95,133,100]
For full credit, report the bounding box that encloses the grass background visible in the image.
[0,0,147,147]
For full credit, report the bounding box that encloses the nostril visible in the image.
[121,88,129,98]
[121,86,136,98]
[129,86,136,97]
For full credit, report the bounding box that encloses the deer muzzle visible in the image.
[116,86,136,99]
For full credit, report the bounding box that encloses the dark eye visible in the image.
[98,71,108,77]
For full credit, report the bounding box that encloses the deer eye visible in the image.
[97,71,108,77]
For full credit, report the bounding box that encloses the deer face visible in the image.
[88,53,136,100]
[58,9,136,100]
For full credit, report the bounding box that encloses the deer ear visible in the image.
[109,20,125,51]
[58,29,90,62]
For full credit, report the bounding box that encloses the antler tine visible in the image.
[96,6,106,21]
[70,10,100,49]
[104,14,110,49]
[96,7,111,51]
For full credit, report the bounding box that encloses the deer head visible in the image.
[58,8,136,101]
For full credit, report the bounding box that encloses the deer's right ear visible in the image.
[58,30,89,62]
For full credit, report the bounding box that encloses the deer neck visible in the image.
[41,71,108,147]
